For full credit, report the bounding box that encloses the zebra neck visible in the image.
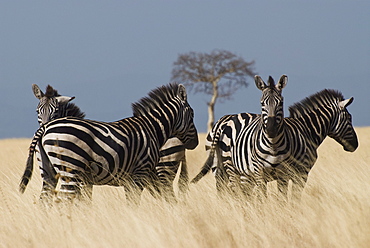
[262,127,285,146]
[289,112,332,148]
[260,121,285,144]
[57,103,85,119]
[137,114,172,148]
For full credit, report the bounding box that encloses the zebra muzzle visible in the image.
[266,116,278,138]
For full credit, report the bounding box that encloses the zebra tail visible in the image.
[190,147,216,184]
[19,153,34,193]
[191,127,222,184]
[19,125,45,193]
[178,157,189,195]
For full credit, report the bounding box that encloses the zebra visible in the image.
[30,84,86,199]
[229,88,358,201]
[32,84,85,125]
[21,85,190,201]
[191,75,287,195]
[20,83,198,204]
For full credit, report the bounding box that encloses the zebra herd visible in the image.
[19,76,358,205]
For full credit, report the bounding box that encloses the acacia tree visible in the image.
[171,49,256,132]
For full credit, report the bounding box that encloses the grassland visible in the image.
[1,127,369,247]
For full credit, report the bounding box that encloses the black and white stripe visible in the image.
[191,75,286,194]
[22,85,191,201]
[20,83,198,203]
[229,87,358,200]
[30,85,85,199]
[32,84,83,125]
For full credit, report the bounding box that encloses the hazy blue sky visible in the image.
[1,1,369,139]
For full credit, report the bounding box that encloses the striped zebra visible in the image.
[191,75,287,195]
[229,88,358,201]
[32,84,85,125]
[31,84,86,199]
[20,83,198,204]
[21,85,190,201]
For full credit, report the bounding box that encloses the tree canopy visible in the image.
[171,50,256,131]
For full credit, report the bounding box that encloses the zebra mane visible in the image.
[289,89,344,118]
[64,102,86,119]
[45,85,60,98]
[132,83,179,117]
[46,85,86,119]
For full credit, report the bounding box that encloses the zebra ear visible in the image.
[56,96,75,104]
[276,75,288,91]
[255,75,267,91]
[339,97,354,109]
[32,84,44,99]
[177,84,187,101]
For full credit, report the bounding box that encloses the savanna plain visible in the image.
[1,128,369,247]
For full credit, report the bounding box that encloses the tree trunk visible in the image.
[207,81,218,133]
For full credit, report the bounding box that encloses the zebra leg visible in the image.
[57,179,77,202]
[216,164,229,193]
[225,164,244,199]
[56,169,90,202]
[162,173,177,203]
[215,151,230,195]
[78,183,93,202]
[124,177,145,206]
[77,171,93,201]
[178,157,189,199]
[158,175,178,204]
[156,162,178,203]
[255,169,267,202]
[276,177,289,202]
[256,181,267,203]
[39,159,58,201]
[38,145,58,203]
[40,173,58,202]
[240,175,255,203]
[291,172,308,202]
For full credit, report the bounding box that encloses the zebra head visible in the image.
[132,83,199,150]
[255,75,287,138]
[32,84,75,125]
[328,96,358,152]
[173,84,199,150]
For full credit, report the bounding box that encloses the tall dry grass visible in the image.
[1,128,369,247]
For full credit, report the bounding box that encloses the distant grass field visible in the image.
[1,128,369,247]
